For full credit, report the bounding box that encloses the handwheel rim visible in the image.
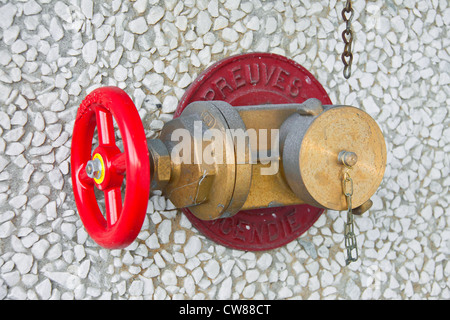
[71,87,150,249]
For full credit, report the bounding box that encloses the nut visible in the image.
[148,139,171,190]
[338,150,358,168]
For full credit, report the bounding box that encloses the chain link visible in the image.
[342,170,358,265]
[341,0,354,79]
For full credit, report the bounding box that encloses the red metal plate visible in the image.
[176,53,332,251]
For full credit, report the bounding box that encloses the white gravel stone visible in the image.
[0,3,17,29]
[345,279,361,300]
[246,16,260,31]
[150,119,164,131]
[11,111,27,126]
[0,221,16,239]
[61,223,76,240]
[177,73,192,89]
[129,17,148,34]
[157,220,172,244]
[54,1,72,23]
[133,0,147,14]
[362,96,381,117]
[8,194,28,209]
[48,168,64,190]
[46,243,62,261]
[217,277,232,299]
[11,253,33,275]
[208,0,219,17]
[221,28,239,42]
[161,270,177,286]
[23,0,42,15]
[5,143,25,156]
[44,271,80,290]
[145,233,160,250]
[196,11,212,36]
[224,0,241,11]
[31,239,50,260]
[128,279,143,296]
[265,16,277,35]
[81,0,93,19]
[173,230,186,244]
[147,6,165,25]
[29,195,49,210]
[143,73,164,94]
[256,253,272,271]
[113,65,128,82]
[175,16,188,31]
[11,40,27,54]
[21,232,39,248]
[162,95,178,113]
[184,236,202,259]
[82,40,98,64]
[204,260,220,279]
[0,50,12,66]
[213,16,228,31]
[245,269,260,283]
[35,279,52,300]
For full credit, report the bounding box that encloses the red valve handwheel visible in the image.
[71,87,150,249]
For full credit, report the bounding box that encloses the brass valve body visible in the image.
[149,99,386,221]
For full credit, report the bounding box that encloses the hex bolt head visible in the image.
[85,158,102,179]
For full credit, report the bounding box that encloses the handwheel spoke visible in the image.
[78,163,94,189]
[111,153,126,175]
[95,107,116,146]
[104,187,122,227]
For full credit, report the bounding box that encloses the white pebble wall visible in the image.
[0,0,449,300]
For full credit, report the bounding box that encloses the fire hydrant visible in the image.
[71,53,386,251]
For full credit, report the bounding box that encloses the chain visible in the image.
[342,170,358,265]
[341,0,354,79]
[339,1,358,264]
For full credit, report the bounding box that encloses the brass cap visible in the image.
[282,106,386,211]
